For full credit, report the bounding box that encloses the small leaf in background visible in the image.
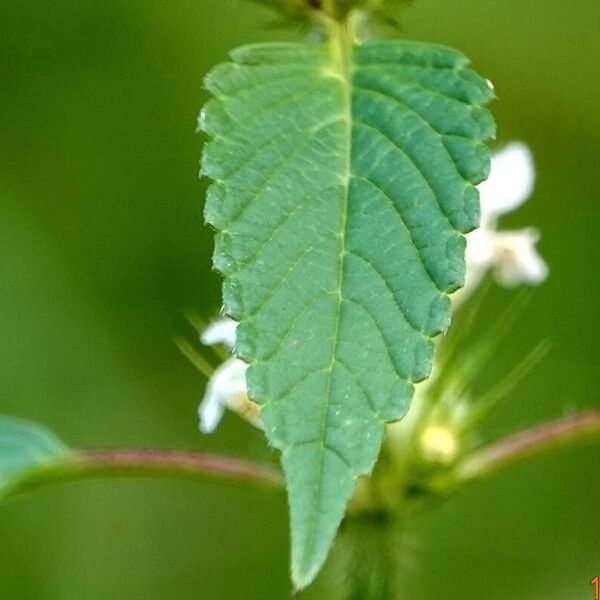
[0,415,72,499]
[201,34,494,588]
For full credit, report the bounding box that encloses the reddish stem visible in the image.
[7,449,284,499]
[79,449,285,488]
[456,410,600,481]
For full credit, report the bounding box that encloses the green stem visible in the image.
[328,515,407,600]
[5,449,285,499]
[454,409,600,483]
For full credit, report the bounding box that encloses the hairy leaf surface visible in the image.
[201,35,494,587]
[0,415,72,499]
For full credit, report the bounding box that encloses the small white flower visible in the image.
[492,228,549,286]
[461,142,548,299]
[197,318,260,434]
[201,318,237,349]
[478,142,535,219]
[199,355,249,433]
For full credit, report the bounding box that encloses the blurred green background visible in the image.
[0,0,598,598]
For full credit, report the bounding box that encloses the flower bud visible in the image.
[419,425,459,466]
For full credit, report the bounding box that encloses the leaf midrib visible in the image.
[299,20,355,575]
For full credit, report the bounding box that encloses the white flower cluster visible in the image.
[199,143,548,433]
[461,142,548,300]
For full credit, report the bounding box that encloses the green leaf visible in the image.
[200,25,494,588]
[0,415,72,499]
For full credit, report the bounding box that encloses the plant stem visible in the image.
[5,449,285,499]
[454,409,600,483]
[5,412,599,511]
[327,514,407,600]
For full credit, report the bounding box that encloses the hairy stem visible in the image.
[454,410,600,482]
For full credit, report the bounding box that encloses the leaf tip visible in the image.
[291,552,325,593]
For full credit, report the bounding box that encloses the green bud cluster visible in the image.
[249,0,412,24]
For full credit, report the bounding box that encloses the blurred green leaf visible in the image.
[0,415,72,499]
[200,27,494,588]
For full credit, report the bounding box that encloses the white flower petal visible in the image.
[198,386,226,434]
[465,228,495,271]
[198,357,249,434]
[459,228,495,300]
[201,318,237,349]
[210,358,248,404]
[492,228,549,287]
[454,141,547,303]
[478,142,535,219]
